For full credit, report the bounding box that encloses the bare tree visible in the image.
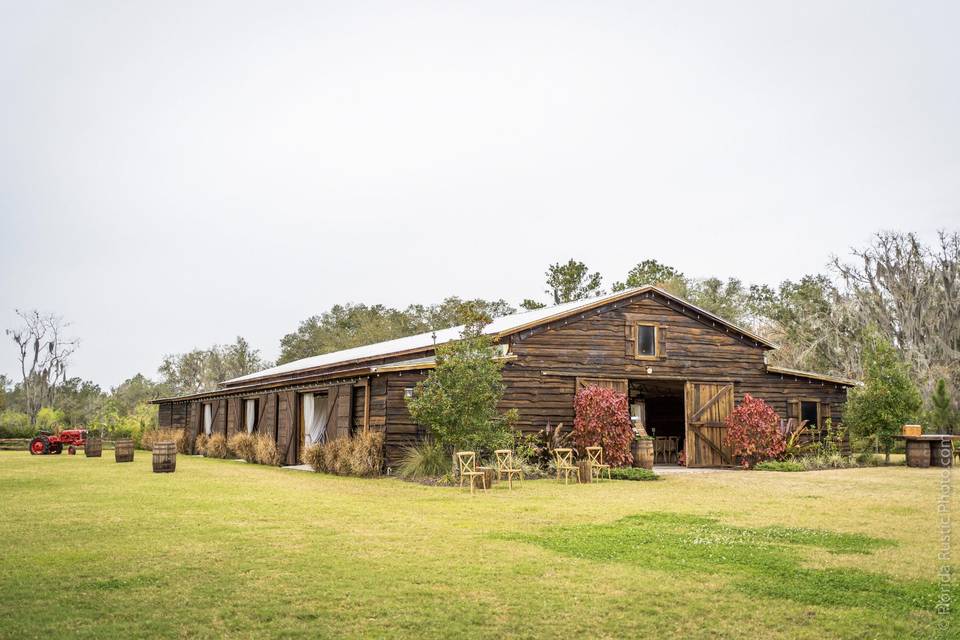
[6,310,78,424]
[831,230,960,395]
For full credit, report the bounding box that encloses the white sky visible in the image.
[1,1,957,389]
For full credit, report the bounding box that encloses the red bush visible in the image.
[726,394,785,468]
[573,386,634,467]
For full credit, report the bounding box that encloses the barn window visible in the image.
[244,399,258,433]
[636,323,659,359]
[203,403,213,435]
[800,400,820,428]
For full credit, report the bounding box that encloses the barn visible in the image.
[152,286,855,468]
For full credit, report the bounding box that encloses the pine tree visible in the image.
[844,329,922,462]
[928,378,956,434]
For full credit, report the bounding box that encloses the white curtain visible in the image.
[302,393,328,447]
[244,399,256,433]
[203,403,213,435]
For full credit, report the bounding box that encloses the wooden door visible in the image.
[684,382,734,467]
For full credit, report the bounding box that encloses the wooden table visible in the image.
[896,435,960,468]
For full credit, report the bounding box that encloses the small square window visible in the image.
[636,324,658,358]
[404,387,415,399]
[800,401,819,428]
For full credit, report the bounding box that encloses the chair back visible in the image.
[456,451,477,474]
[554,448,574,467]
[585,446,604,466]
[494,449,514,472]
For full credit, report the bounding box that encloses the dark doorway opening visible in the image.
[629,379,685,465]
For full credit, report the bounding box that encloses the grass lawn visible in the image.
[0,452,955,639]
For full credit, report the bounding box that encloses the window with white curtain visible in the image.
[302,393,328,447]
[203,403,213,435]
[244,399,257,433]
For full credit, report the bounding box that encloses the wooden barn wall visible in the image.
[158,403,173,428]
[171,403,187,429]
[277,390,297,466]
[499,296,848,433]
[379,372,426,467]
[225,397,242,438]
[258,393,278,441]
[212,398,227,436]
[351,385,366,434]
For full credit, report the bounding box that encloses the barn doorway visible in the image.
[684,382,735,468]
[628,379,685,465]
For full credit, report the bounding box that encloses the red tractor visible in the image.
[29,429,88,455]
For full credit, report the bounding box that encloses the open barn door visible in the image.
[684,382,734,467]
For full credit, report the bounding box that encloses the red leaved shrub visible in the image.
[726,394,785,468]
[573,386,634,467]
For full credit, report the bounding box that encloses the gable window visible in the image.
[800,400,819,429]
[203,403,213,435]
[636,323,659,359]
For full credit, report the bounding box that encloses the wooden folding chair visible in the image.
[494,449,523,490]
[585,446,611,481]
[456,451,486,494]
[554,448,580,484]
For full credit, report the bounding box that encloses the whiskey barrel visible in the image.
[85,438,102,458]
[114,439,134,463]
[577,459,592,483]
[152,441,177,473]
[930,440,954,468]
[634,439,654,470]
[905,440,930,468]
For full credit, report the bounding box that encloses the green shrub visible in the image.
[608,467,657,481]
[397,440,451,479]
[255,433,280,465]
[755,460,805,472]
[0,410,32,438]
[228,432,258,462]
[205,433,228,458]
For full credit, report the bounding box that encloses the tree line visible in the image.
[2,230,957,439]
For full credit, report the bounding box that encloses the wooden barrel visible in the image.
[634,439,654,470]
[114,439,135,463]
[905,440,930,468]
[85,438,102,458]
[152,441,177,473]
[930,440,954,468]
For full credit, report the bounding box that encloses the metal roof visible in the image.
[222,286,776,386]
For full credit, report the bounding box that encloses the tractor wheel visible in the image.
[68,445,76,455]
[29,437,49,455]
[51,443,63,454]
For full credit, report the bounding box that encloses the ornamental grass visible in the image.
[228,432,257,463]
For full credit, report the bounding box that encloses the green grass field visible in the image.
[0,451,955,639]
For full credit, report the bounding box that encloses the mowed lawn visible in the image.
[0,452,955,639]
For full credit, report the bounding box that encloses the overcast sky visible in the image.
[1,1,957,389]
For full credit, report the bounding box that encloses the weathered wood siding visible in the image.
[496,296,847,433]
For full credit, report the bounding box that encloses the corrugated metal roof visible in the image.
[223,286,776,386]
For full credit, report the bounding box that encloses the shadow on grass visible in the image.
[507,512,945,617]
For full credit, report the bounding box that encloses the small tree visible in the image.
[844,330,922,462]
[726,394,785,468]
[572,386,634,467]
[928,379,957,435]
[406,323,515,460]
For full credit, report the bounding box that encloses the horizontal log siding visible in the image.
[381,373,426,467]
[502,297,848,433]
